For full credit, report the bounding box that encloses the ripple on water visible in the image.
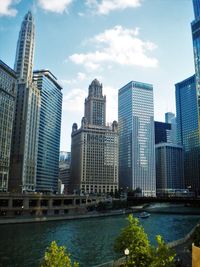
[0,212,199,267]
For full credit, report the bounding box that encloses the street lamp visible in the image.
[124,248,129,265]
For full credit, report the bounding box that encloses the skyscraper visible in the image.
[71,79,118,195]
[156,143,184,196]
[174,1,200,193]
[154,121,171,145]
[192,0,200,119]
[193,0,200,20]
[9,11,40,193]
[14,11,35,83]
[175,75,199,190]
[0,60,17,192]
[118,81,156,196]
[165,112,177,144]
[33,70,62,193]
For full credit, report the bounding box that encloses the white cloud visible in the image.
[37,0,72,13]
[0,0,19,16]
[62,88,87,112]
[77,72,86,80]
[60,72,87,85]
[86,0,142,15]
[69,25,158,70]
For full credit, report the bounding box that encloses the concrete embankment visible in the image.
[0,209,129,225]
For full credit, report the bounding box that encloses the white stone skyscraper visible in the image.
[9,11,40,193]
[71,79,118,195]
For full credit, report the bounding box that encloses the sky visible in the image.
[0,0,195,151]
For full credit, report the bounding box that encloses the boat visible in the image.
[139,212,150,219]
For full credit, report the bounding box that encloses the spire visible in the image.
[14,10,35,83]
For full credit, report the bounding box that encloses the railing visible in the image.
[94,257,125,267]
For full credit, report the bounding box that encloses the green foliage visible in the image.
[150,235,176,267]
[114,215,176,267]
[40,241,79,267]
[114,215,152,267]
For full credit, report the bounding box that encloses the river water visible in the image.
[0,207,199,267]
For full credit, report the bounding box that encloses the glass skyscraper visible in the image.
[176,76,199,190]
[0,60,17,191]
[154,121,171,145]
[33,70,62,193]
[156,143,184,195]
[175,1,200,193]
[118,81,156,196]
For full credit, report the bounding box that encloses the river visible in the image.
[0,205,199,267]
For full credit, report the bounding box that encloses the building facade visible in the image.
[175,75,199,190]
[33,70,62,193]
[71,79,118,194]
[154,121,171,145]
[0,60,17,192]
[9,11,40,193]
[59,152,71,194]
[155,143,184,196]
[118,81,156,196]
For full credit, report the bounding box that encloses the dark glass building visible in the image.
[175,75,199,190]
[33,70,62,193]
[156,143,184,195]
[154,121,171,145]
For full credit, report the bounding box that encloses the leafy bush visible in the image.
[114,215,176,267]
[40,241,79,267]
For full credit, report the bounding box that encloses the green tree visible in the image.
[114,215,152,267]
[150,235,176,267]
[114,215,176,267]
[40,241,79,267]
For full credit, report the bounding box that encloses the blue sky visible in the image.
[0,0,195,151]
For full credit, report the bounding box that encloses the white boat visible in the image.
[139,212,150,219]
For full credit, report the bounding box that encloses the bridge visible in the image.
[127,196,200,205]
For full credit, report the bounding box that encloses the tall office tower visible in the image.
[165,112,177,144]
[9,11,40,193]
[118,81,156,196]
[154,121,171,145]
[175,75,199,190]
[14,11,35,83]
[0,60,17,192]
[33,70,62,193]
[71,79,118,194]
[156,143,184,196]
